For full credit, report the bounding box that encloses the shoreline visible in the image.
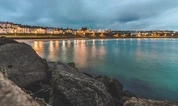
[1,35,178,40]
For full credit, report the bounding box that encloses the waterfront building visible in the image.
[0,21,177,37]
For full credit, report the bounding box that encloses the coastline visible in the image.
[1,35,178,40]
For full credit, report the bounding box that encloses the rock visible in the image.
[123,90,136,97]
[0,36,18,46]
[24,80,52,103]
[83,72,94,78]
[113,97,123,106]
[50,62,114,106]
[95,75,124,99]
[95,75,124,106]
[33,84,52,103]
[0,42,47,88]
[50,88,73,106]
[67,62,76,69]
[123,97,178,106]
[0,72,41,106]
[46,62,56,81]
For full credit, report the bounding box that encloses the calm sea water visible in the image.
[18,38,178,102]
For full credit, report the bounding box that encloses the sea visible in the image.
[18,38,178,102]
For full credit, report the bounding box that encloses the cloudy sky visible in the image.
[0,0,178,30]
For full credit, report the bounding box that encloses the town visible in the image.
[0,21,177,38]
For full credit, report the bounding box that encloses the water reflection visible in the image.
[30,39,108,67]
[73,40,88,67]
[101,39,104,45]
[33,41,44,57]
[92,39,95,45]
[67,40,71,48]
[91,43,96,58]
[49,41,57,61]
[31,40,60,61]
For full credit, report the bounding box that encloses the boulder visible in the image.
[50,62,114,106]
[24,80,52,104]
[67,62,76,69]
[0,72,41,106]
[83,72,94,78]
[95,75,124,99]
[0,42,47,88]
[0,36,18,46]
[123,97,178,106]
[123,90,136,97]
[33,83,52,103]
[95,75,124,106]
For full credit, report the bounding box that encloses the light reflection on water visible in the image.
[18,38,178,102]
[26,39,108,68]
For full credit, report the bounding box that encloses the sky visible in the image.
[0,0,178,30]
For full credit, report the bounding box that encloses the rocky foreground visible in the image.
[0,36,178,106]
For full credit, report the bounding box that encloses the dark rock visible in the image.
[83,72,94,78]
[47,62,56,81]
[33,84,52,103]
[0,72,41,106]
[67,62,76,69]
[123,97,178,106]
[50,62,115,106]
[95,75,124,100]
[25,81,43,93]
[113,97,123,106]
[46,70,52,82]
[50,88,73,106]
[24,80,52,104]
[0,42,47,88]
[123,90,136,97]
[47,62,56,69]
[42,59,49,69]
[0,36,18,46]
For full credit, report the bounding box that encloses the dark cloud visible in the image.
[0,0,178,30]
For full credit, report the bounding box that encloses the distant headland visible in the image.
[0,21,178,39]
